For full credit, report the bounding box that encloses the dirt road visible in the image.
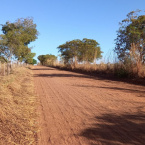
[33,66,145,145]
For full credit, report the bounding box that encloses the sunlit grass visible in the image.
[0,67,38,145]
[52,62,145,78]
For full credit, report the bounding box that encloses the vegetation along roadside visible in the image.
[0,66,38,145]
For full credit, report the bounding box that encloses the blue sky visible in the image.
[0,0,145,62]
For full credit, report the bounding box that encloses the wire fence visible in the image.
[0,61,28,76]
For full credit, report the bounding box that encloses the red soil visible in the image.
[33,66,145,145]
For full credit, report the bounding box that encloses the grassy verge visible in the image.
[46,63,145,86]
[0,67,38,145]
[51,63,145,78]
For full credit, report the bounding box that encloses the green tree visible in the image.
[78,38,102,64]
[24,52,36,64]
[37,55,46,65]
[115,10,145,63]
[38,54,57,65]
[57,38,102,65]
[29,59,37,65]
[45,54,57,66]
[33,59,37,64]
[57,39,81,66]
[114,10,145,74]
[0,18,38,62]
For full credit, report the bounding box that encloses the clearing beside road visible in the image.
[33,66,145,145]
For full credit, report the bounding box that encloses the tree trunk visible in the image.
[74,56,78,68]
[7,62,10,75]
[3,63,5,76]
[0,61,1,74]
[93,50,97,64]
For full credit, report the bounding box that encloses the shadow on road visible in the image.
[32,68,55,70]
[73,85,145,97]
[32,66,145,87]
[79,112,145,145]
[34,73,91,78]
[33,72,145,98]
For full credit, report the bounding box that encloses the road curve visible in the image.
[33,66,145,145]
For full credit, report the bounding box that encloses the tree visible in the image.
[33,59,37,65]
[38,54,57,65]
[29,59,37,65]
[78,38,102,64]
[115,10,145,63]
[37,55,46,65]
[114,10,145,74]
[45,54,57,66]
[0,18,38,62]
[24,52,36,64]
[57,38,102,65]
[57,39,81,66]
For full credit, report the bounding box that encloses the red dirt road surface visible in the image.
[33,66,145,145]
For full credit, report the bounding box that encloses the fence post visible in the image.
[4,63,5,76]
[7,62,11,75]
[10,62,11,74]
[0,61,1,74]
[7,62,9,75]
[11,62,12,69]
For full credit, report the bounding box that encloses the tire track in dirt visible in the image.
[40,77,82,145]
[33,66,145,145]
[35,74,53,145]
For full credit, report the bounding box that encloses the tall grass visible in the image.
[47,61,145,78]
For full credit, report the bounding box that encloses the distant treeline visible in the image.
[38,10,145,78]
[38,38,103,66]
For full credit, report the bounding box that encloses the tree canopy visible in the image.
[57,38,102,65]
[31,59,37,65]
[115,10,145,64]
[24,52,36,64]
[0,18,38,62]
[38,54,57,65]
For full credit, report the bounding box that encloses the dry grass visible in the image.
[0,67,38,145]
[53,62,145,78]
[0,64,6,76]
